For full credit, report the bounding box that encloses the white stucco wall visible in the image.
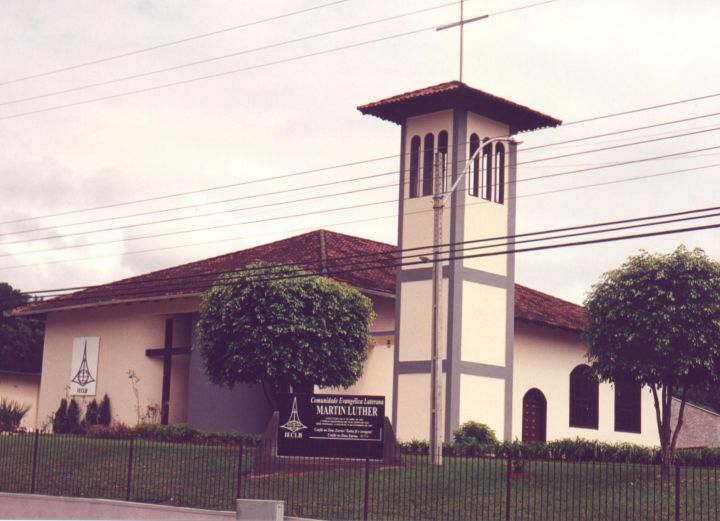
[459,374,505,437]
[512,321,660,446]
[0,371,40,430]
[461,282,507,367]
[37,298,197,430]
[462,112,511,276]
[401,109,454,254]
[396,372,449,442]
[318,295,395,413]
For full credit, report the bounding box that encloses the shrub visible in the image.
[133,423,201,442]
[66,398,82,434]
[83,399,100,428]
[86,422,134,439]
[453,421,498,446]
[0,398,30,432]
[98,394,111,426]
[52,399,68,433]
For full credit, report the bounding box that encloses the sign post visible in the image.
[277,393,385,460]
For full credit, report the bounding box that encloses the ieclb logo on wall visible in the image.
[69,337,100,396]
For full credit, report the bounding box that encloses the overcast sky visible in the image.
[1,0,719,304]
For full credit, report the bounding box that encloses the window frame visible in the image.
[569,364,599,430]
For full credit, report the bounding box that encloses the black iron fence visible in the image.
[1,431,720,520]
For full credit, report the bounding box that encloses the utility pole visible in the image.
[430,152,446,466]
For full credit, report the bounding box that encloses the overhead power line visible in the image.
[4,157,718,274]
[563,92,720,127]
[26,202,720,295]
[0,1,465,108]
[521,112,720,152]
[3,144,719,258]
[0,154,398,227]
[4,108,719,234]
[1,170,399,238]
[517,126,720,166]
[0,180,398,246]
[0,0,566,123]
[8,120,717,242]
[21,205,720,300]
[4,157,719,274]
[0,0,350,87]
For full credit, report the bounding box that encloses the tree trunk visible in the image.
[651,384,673,478]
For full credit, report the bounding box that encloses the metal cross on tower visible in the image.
[436,0,489,82]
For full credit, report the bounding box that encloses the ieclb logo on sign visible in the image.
[280,397,307,439]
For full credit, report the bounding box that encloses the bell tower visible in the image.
[359,82,560,441]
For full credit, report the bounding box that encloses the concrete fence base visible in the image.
[0,493,292,521]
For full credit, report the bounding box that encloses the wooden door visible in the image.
[522,388,547,443]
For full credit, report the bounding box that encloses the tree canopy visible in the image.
[0,283,44,373]
[196,262,375,406]
[584,246,720,469]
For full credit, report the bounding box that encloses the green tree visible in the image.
[584,246,720,473]
[196,262,375,408]
[0,282,44,373]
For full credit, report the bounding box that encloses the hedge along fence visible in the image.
[85,422,261,446]
[72,419,720,466]
[400,437,720,466]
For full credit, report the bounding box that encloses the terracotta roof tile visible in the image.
[15,230,586,332]
[358,81,562,133]
[514,284,587,333]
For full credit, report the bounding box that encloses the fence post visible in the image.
[674,464,681,521]
[505,455,512,521]
[363,443,370,521]
[30,430,40,494]
[126,436,135,502]
[236,439,243,499]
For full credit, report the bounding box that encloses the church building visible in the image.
[13,82,668,445]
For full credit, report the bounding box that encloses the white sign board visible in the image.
[69,337,100,396]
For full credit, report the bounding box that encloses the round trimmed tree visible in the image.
[584,246,720,473]
[196,262,375,408]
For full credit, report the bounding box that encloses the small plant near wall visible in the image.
[0,398,30,432]
[140,402,161,424]
[453,421,498,446]
[127,370,143,425]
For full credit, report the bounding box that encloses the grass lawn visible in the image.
[1,434,719,520]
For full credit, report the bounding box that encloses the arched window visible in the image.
[469,133,480,197]
[438,130,449,192]
[494,143,505,204]
[482,138,493,201]
[422,133,435,196]
[569,365,599,429]
[409,136,421,199]
[522,388,547,442]
[615,379,641,433]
